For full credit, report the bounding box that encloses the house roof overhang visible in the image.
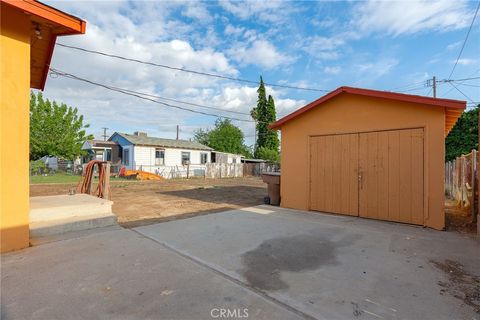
[270,86,466,137]
[1,0,86,90]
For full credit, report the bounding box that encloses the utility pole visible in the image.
[101,127,108,141]
[427,76,437,98]
[176,125,179,140]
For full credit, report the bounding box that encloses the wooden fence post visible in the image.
[472,150,478,224]
[104,162,110,199]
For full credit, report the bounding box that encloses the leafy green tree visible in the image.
[192,128,209,146]
[445,106,479,162]
[194,119,252,157]
[251,76,279,159]
[256,146,280,162]
[30,92,93,160]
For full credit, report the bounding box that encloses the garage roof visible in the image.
[271,86,466,136]
[1,0,86,90]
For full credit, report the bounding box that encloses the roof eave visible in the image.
[2,0,86,34]
[270,86,466,130]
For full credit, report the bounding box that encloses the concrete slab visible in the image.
[30,194,113,221]
[29,194,117,239]
[1,227,305,320]
[135,206,480,320]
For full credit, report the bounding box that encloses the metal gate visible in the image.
[309,128,424,225]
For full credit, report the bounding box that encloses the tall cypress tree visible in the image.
[251,76,279,159]
[251,76,268,157]
[264,95,279,151]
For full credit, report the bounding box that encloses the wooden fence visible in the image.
[243,162,280,177]
[445,150,478,217]
[131,163,243,179]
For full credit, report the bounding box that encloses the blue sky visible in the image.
[43,0,480,146]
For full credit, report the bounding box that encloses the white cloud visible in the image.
[354,0,473,36]
[454,58,477,66]
[447,41,462,50]
[224,24,245,37]
[301,36,345,60]
[311,17,337,29]
[353,58,399,85]
[227,40,295,69]
[324,66,341,75]
[181,3,213,23]
[219,0,295,24]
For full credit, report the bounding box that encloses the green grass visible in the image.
[30,173,140,185]
[30,173,82,184]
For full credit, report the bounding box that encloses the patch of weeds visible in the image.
[430,259,480,314]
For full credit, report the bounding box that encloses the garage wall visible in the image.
[279,93,445,230]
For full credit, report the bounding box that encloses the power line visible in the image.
[397,85,426,93]
[447,1,480,80]
[388,79,427,91]
[91,84,251,116]
[448,76,480,82]
[389,76,480,94]
[56,43,330,93]
[455,82,480,88]
[48,68,282,127]
[49,68,259,123]
[447,82,476,104]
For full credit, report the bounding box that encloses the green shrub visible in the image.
[256,147,280,162]
[30,160,47,175]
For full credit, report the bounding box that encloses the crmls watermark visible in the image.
[210,308,249,318]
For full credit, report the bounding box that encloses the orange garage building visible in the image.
[271,86,466,230]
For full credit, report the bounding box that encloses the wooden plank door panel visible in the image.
[310,134,359,216]
[359,128,424,225]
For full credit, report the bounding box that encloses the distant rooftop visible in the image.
[113,132,213,151]
[88,140,118,145]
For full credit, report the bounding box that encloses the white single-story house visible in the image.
[109,132,213,174]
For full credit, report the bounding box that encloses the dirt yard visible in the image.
[445,199,477,234]
[30,177,267,228]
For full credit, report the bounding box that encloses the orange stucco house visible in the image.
[1,0,85,252]
[271,86,466,230]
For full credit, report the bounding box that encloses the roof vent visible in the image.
[133,131,147,137]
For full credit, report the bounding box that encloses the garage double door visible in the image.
[309,128,424,225]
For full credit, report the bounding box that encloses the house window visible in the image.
[200,153,208,164]
[181,152,190,164]
[155,148,165,165]
[105,149,112,161]
[123,149,129,165]
[95,150,103,161]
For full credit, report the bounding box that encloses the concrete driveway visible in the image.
[2,206,479,319]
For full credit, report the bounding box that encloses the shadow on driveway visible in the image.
[158,185,266,207]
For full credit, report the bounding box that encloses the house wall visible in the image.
[279,93,446,230]
[109,134,134,168]
[133,146,211,170]
[0,5,31,252]
[121,145,134,169]
[213,152,243,164]
[93,142,121,164]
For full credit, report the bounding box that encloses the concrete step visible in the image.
[29,194,117,241]
[30,213,118,239]
[30,194,113,222]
